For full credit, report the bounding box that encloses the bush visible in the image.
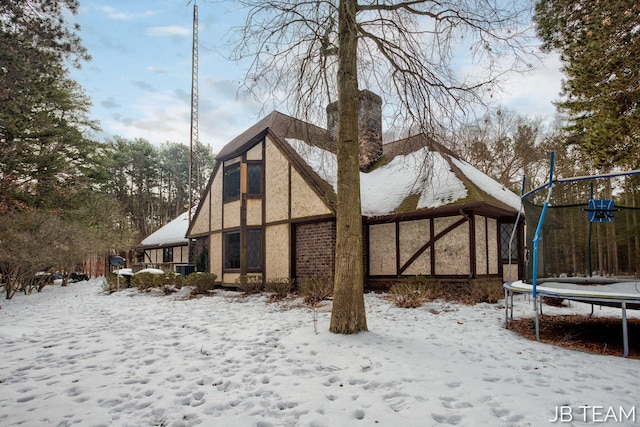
[155,272,184,289]
[264,277,293,301]
[298,277,333,306]
[235,275,263,295]
[103,272,130,293]
[389,277,432,308]
[131,272,157,292]
[186,273,218,295]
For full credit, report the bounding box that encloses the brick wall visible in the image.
[295,220,336,283]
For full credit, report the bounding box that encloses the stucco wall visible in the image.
[190,191,209,236]
[487,218,498,275]
[210,171,223,231]
[210,232,222,279]
[434,216,469,275]
[223,199,241,229]
[246,141,263,161]
[290,167,331,219]
[475,216,488,275]
[265,224,289,280]
[265,139,289,223]
[399,219,431,275]
[247,199,262,226]
[369,223,397,276]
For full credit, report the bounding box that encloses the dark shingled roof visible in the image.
[217,111,334,161]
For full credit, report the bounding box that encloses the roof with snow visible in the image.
[286,133,521,217]
[193,110,520,225]
[138,211,189,248]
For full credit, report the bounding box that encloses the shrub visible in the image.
[155,272,184,289]
[186,273,218,295]
[131,272,157,292]
[463,279,504,304]
[235,275,262,295]
[264,277,293,301]
[298,277,333,306]
[103,272,130,293]
[389,276,433,308]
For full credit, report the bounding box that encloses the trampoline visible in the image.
[503,153,640,357]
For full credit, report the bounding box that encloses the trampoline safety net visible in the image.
[523,172,640,283]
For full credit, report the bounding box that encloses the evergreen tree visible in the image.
[0,0,98,210]
[535,0,640,169]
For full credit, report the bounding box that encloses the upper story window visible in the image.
[247,163,262,195]
[223,163,240,201]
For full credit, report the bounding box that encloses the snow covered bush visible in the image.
[298,277,332,306]
[186,273,217,295]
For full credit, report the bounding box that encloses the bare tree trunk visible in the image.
[330,0,367,334]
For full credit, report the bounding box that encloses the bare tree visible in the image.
[228,0,538,333]
[450,108,546,192]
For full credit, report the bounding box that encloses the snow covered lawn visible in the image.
[1,279,639,426]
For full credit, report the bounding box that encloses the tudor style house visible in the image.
[186,91,523,288]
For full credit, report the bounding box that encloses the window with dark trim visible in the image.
[247,228,262,269]
[500,223,518,261]
[247,163,262,195]
[163,247,173,263]
[223,163,241,201]
[224,231,241,269]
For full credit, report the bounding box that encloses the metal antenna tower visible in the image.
[188,0,199,223]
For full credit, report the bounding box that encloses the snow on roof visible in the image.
[450,157,522,210]
[139,211,189,247]
[287,139,477,216]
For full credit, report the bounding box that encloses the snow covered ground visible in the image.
[1,279,639,426]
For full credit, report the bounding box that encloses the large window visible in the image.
[223,163,240,201]
[224,231,241,269]
[247,163,262,195]
[223,229,262,271]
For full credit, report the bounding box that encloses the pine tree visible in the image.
[535,0,640,169]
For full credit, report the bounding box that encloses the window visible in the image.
[223,163,240,201]
[163,247,173,263]
[224,231,241,269]
[247,163,262,195]
[223,229,262,271]
[247,228,262,269]
[500,223,518,261]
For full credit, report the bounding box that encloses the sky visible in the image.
[68,1,565,155]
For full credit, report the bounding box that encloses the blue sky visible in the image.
[68,1,564,154]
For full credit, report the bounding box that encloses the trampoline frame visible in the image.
[503,156,640,357]
[503,280,640,357]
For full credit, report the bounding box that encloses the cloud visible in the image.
[494,53,564,119]
[147,66,168,75]
[101,85,261,152]
[134,81,156,92]
[98,6,158,21]
[145,26,190,37]
[101,97,121,109]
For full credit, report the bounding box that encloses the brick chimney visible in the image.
[326,90,383,172]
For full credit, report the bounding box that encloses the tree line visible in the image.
[0,1,214,298]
